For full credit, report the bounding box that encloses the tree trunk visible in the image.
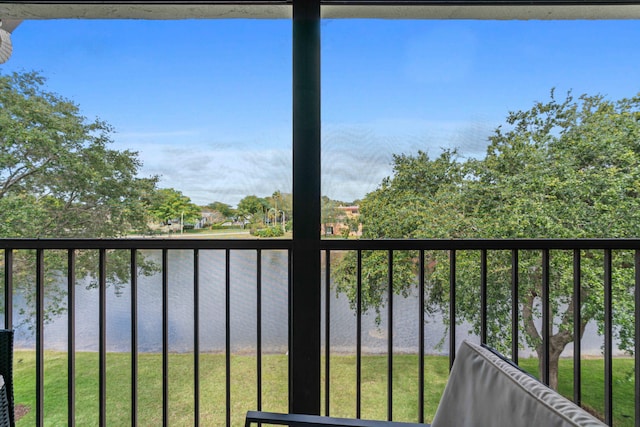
[536,344,565,390]
[523,288,588,391]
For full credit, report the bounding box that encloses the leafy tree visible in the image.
[148,187,201,227]
[0,71,158,238]
[237,194,269,222]
[0,71,162,328]
[340,215,361,239]
[207,201,235,220]
[334,90,640,389]
[271,190,282,211]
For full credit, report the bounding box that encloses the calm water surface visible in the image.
[10,249,611,356]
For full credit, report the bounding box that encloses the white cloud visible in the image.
[144,146,291,207]
[321,118,495,201]
[111,118,495,207]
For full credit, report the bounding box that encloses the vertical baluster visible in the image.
[418,249,425,424]
[1,248,14,427]
[99,248,107,427]
[3,250,12,330]
[131,249,138,427]
[68,250,76,427]
[573,249,581,407]
[635,250,640,427]
[162,249,168,427]
[449,250,456,369]
[387,250,393,421]
[604,249,613,425]
[287,248,293,408]
[2,249,14,427]
[356,250,362,419]
[225,249,231,427]
[323,250,330,416]
[480,249,487,345]
[511,249,519,364]
[36,249,44,427]
[256,249,262,414]
[193,249,200,426]
[541,249,550,386]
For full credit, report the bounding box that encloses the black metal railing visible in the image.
[1,238,639,426]
[2,239,291,427]
[321,239,640,427]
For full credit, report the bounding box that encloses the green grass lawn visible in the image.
[519,357,637,426]
[11,351,635,426]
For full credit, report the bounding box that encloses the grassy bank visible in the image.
[12,351,635,426]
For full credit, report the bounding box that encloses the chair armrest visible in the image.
[245,411,428,427]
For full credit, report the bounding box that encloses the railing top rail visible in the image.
[320,238,640,251]
[0,238,293,251]
[3,238,640,251]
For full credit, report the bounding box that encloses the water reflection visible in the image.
[10,249,608,356]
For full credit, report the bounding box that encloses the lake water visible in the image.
[10,249,614,356]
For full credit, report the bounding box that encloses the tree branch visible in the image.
[0,155,55,198]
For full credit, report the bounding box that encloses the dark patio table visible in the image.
[245,411,427,427]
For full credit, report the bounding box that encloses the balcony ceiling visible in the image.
[0,1,640,20]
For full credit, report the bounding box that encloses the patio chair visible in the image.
[246,340,606,427]
[0,330,14,427]
[430,340,606,427]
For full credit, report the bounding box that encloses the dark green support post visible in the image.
[291,0,321,416]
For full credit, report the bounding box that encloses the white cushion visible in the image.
[431,340,606,427]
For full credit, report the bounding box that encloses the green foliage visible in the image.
[476,90,640,239]
[334,90,640,388]
[147,187,201,225]
[237,194,269,221]
[0,71,160,328]
[0,70,158,238]
[252,226,284,238]
[207,201,235,219]
[322,195,359,238]
[210,224,243,230]
[333,250,417,324]
[358,149,472,239]
[340,215,360,239]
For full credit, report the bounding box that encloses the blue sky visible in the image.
[2,17,640,206]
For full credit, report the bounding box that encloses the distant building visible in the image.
[321,205,362,237]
